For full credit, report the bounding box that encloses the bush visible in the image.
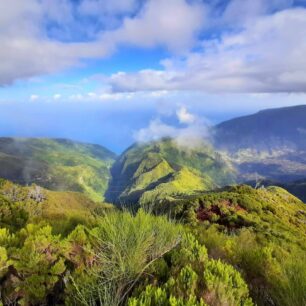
[68,210,182,306]
[129,234,253,306]
[0,246,8,278]
[128,285,207,306]
[0,196,28,231]
[270,254,306,306]
[2,225,66,305]
[203,259,253,306]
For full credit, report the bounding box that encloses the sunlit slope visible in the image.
[0,138,116,201]
[0,179,113,234]
[156,184,306,306]
[106,138,236,205]
[157,184,306,237]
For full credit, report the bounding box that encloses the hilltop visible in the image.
[105,138,236,205]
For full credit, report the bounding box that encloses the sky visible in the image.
[1,0,306,153]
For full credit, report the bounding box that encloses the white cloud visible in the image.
[1,0,306,97]
[134,107,211,149]
[53,94,62,100]
[64,89,171,102]
[78,0,139,16]
[176,106,196,124]
[134,119,178,143]
[108,8,306,94]
[0,0,206,85]
[221,0,293,26]
[0,0,113,85]
[101,0,207,52]
[30,94,39,101]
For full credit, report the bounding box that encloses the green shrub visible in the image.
[269,253,306,306]
[128,285,207,306]
[0,246,8,278]
[203,259,253,306]
[129,234,253,306]
[68,210,182,306]
[3,224,66,305]
[0,196,28,231]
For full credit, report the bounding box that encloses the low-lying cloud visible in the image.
[134,106,211,149]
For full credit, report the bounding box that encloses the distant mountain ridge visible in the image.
[0,105,305,204]
[213,105,306,186]
[105,105,306,205]
[0,137,116,201]
[214,105,306,152]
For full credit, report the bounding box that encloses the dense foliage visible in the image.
[0,179,107,234]
[0,199,182,305]
[128,234,253,306]
[0,176,305,305]
[153,185,306,306]
[0,212,254,306]
[0,179,259,306]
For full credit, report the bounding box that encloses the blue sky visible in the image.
[1,0,306,153]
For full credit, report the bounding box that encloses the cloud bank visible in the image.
[0,0,204,85]
[1,0,306,96]
[109,8,306,93]
[134,106,211,149]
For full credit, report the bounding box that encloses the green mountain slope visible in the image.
[0,138,116,201]
[105,138,236,205]
[154,184,306,305]
[0,179,113,235]
[156,184,306,234]
[244,178,306,203]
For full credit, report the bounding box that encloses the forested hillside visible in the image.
[0,179,256,306]
[0,109,305,306]
[0,138,116,201]
[106,138,236,205]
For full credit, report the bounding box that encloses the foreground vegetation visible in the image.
[0,178,305,305]
[0,180,255,305]
[153,185,306,306]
